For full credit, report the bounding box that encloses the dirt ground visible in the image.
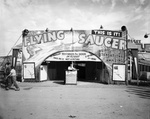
[0,81,150,119]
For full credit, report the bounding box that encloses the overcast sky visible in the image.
[0,0,150,56]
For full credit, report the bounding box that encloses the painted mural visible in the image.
[22,29,127,81]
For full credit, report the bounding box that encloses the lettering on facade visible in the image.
[23,30,126,50]
[92,30,122,37]
[47,52,100,61]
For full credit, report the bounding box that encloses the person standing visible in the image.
[6,66,20,91]
[5,62,12,90]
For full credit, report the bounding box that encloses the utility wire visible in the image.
[128,33,137,41]
[0,34,22,68]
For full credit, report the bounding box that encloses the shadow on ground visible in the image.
[129,80,150,87]
[77,79,108,84]
[126,85,150,99]
[23,87,33,90]
[52,81,65,85]
[52,80,109,85]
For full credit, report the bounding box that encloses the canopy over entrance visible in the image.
[45,51,101,62]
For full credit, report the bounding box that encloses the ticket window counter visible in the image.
[65,63,78,85]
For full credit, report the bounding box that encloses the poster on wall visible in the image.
[112,64,125,81]
[23,62,35,79]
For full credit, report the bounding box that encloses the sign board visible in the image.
[127,39,141,44]
[144,44,150,52]
[46,51,101,62]
[22,30,126,67]
[23,62,35,79]
[92,30,122,37]
[112,64,125,81]
[22,29,127,82]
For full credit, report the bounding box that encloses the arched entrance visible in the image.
[41,51,107,83]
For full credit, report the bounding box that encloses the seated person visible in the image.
[68,63,76,71]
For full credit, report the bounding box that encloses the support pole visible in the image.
[70,28,74,51]
[134,57,139,85]
[121,26,128,85]
[125,29,128,85]
[129,55,132,82]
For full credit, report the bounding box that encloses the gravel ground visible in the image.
[0,81,150,119]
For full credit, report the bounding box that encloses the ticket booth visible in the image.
[65,62,77,85]
[65,70,77,85]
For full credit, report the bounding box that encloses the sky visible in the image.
[0,0,150,56]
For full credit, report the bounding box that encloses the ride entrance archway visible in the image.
[43,51,106,83]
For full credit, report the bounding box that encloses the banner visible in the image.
[131,49,139,77]
[46,51,101,62]
[22,30,126,65]
[12,49,19,69]
[22,29,126,81]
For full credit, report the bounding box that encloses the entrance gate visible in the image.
[43,51,106,82]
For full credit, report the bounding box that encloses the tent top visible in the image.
[12,43,22,50]
[128,42,138,49]
[138,52,150,65]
